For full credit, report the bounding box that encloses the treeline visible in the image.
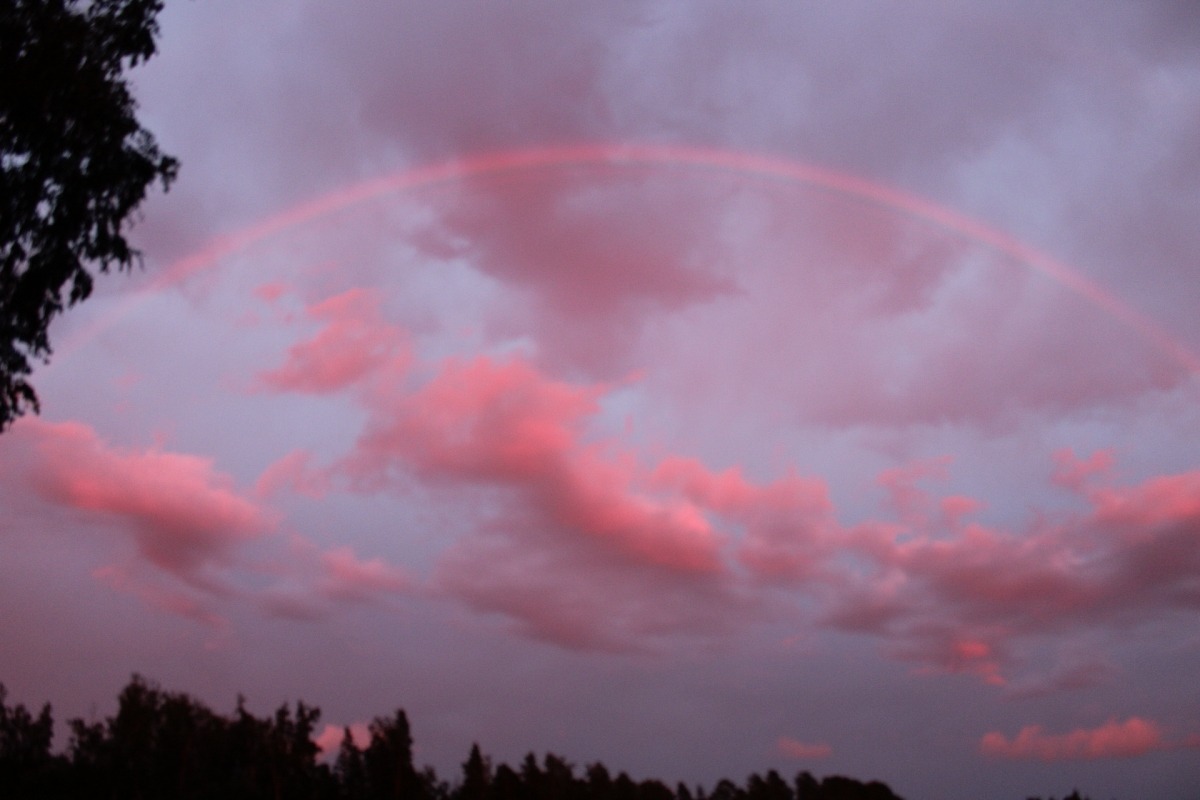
[0,675,1083,800]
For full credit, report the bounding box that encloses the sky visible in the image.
[2,2,1200,798]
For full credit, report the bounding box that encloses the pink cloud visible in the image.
[319,547,411,603]
[543,447,724,574]
[240,279,1200,668]
[435,525,747,653]
[44,8,1200,793]
[890,626,1010,687]
[1087,469,1200,530]
[361,355,600,484]
[877,457,952,528]
[719,228,1185,431]
[93,564,227,629]
[254,315,742,647]
[1052,448,1116,492]
[246,534,417,619]
[777,736,833,760]
[259,288,409,394]
[882,522,1094,629]
[254,281,288,302]
[15,418,272,578]
[653,457,837,582]
[255,450,331,499]
[939,494,984,530]
[314,722,371,756]
[980,717,1168,761]
[432,164,736,377]
[346,354,725,575]
[816,454,1200,684]
[325,339,1200,663]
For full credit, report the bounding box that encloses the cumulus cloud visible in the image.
[341,352,742,649]
[652,457,838,584]
[430,166,739,378]
[319,547,411,603]
[808,448,1200,684]
[251,536,418,621]
[980,718,1169,761]
[258,288,410,394]
[246,282,1200,671]
[10,418,273,579]
[341,352,727,577]
[0,419,423,629]
[80,2,1197,698]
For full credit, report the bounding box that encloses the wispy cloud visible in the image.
[980,718,1177,761]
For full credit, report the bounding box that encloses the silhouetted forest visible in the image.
[1,676,1093,800]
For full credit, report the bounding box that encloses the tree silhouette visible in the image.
[364,709,421,800]
[9,674,1126,800]
[609,770,639,800]
[335,727,369,800]
[0,683,60,799]
[457,743,492,800]
[794,772,820,800]
[491,763,523,800]
[583,760,613,800]
[540,753,577,800]
[746,771,793,800]
[709,779,745,800]
[0,0,178,430]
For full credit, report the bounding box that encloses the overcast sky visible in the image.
[3,2,1200,798]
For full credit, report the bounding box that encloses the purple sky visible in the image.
[3,2,1200,798]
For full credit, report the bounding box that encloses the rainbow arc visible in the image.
[63,143,1200,377]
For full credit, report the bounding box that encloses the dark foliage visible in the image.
[0,675,1094,800]
[0,0,178,430]
[0,683,60,799]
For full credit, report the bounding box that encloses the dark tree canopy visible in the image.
[0,672,1111,800]
[0,0,178,430]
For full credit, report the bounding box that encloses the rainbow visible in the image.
[65,142,1200,375]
